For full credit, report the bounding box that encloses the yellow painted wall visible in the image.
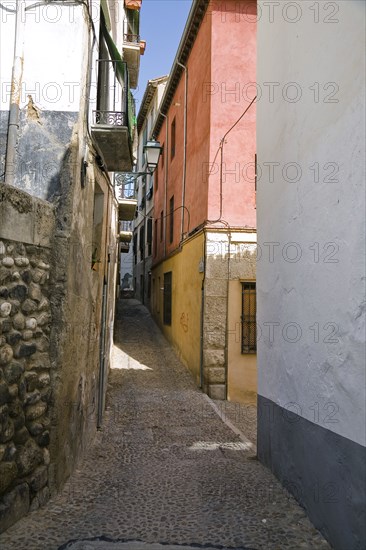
[151,232,204,385]
[227,279,257,404]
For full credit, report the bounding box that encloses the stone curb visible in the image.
[201,394,256,453]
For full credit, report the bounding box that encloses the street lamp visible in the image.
[113,139,162,191]
[143,140,162,174]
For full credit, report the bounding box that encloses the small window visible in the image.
[160,211,163,242]
[169,195,174,243]
[139,225,144,260]
[171,118,176,159]
[143,124,148,146]
[163,271,172,325]
[241,282,256,353]
[157,276,161,313]
[133,232,137,265]
[147,218,152,256]
[154,219,158,256]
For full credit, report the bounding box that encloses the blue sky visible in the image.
[133,0,193,112]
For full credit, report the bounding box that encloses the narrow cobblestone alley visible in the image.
[0,300,330,550]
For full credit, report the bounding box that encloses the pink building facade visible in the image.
[151,0,257,403]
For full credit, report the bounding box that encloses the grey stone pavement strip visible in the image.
[0,300,331,550]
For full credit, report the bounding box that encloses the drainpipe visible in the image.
[98,189,111,428]
[158,111,169,258]
[142,174,147,304]
[5,2,25,187]
[177,61,187,243]
[224,232,232,400]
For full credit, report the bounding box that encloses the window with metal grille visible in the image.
[171,117,176,159]
[163,271,172,325]
[241,282,256,353]
[139,225,144,261]
[133,232,137,265]
[147,218,152,256]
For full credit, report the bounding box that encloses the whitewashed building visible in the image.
[133,75,168,305]
[257,2,366,549]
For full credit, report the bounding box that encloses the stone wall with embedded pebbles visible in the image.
[0,238,52,531]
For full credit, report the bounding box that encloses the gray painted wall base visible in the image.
[257,394,366,550]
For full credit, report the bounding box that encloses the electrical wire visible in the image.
[206,95,257,226]
[126,204,191,235]
[0,2,16,12]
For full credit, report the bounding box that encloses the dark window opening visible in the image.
[171,118,176,159]
[154,219,158,256]
[241,282,256,353]
[147,218,152,256]
[133,232,137,265]
[139,225,145,261]
[143,124,148,147]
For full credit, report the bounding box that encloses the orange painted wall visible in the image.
[153,12,212,265]
[208,0,257,227]
[153,0,256,266]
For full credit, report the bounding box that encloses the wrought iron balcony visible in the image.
[119,230,132,242]
[91,60,135,172]
[124,33,140,44]
[122,18,141,89]
[114,173,137,221]
[119,221,133,252]
[93,110,128,126]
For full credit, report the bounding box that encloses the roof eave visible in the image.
[151,0,209,138]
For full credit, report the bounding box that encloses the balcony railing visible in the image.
[91,59,135,172]
[114,172,137,221]
[93,110,128,126]
[124,33,140,44]
[114,173,136,199]
[121,220,133,232]
[122,12,141,89]
[93,59,129,127]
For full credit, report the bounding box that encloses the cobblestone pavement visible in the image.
[0,300,331,550]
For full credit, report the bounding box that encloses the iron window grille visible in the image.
[171,118,176,159]
[160,211,164,242]
[94,59,129,126]
[139,226,145,261]
[241,282,256,353]
[133,233,138,265]
[147,218,152,256]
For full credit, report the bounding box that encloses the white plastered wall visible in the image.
[257,0,366,446]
